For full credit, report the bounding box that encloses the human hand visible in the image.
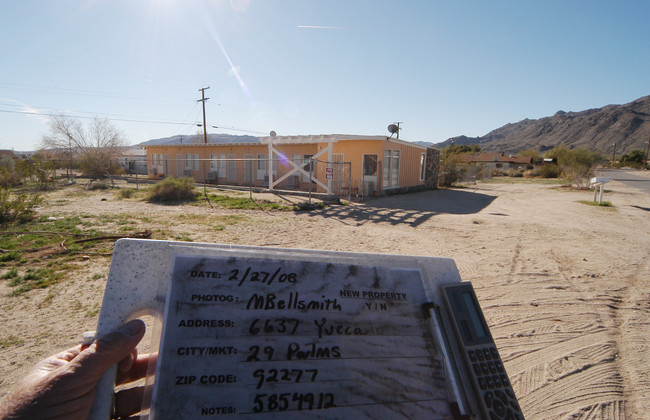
[0,319,152,420]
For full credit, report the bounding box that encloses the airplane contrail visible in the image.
[297,25,343,29]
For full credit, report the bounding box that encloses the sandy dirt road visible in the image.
[1,177,648,419]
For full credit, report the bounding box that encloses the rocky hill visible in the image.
[435,95,650,154]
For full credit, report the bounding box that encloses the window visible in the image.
[383,150,400,188]
[227,154,237,181]
[185,154,199,171]
[420,153,426,181]
[218,154,226,178]
[302,154,314,182]
[209,154,218,170]
[257,154,266,171]
[391,150,400,186]
[244,154,254,183]
[363,154,378,176]
[256,154,269,180]
[292,154,302,171]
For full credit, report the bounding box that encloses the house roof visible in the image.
[121,146,146,157]
[0,150,17,159]
[144,134,429,150]
[459,153,532,164]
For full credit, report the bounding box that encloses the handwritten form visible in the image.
[151,255,453,419]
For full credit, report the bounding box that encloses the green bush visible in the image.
[0,187,42,224]
[147,177,197,203]
[540,164,562,178]
[0,158,21,187]
[545,146,603,187]
[619,150,646,168]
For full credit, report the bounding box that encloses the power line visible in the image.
[0,107,268,137]
[212,125,267,135]
[0,82,193,102]
[0,108,199,126]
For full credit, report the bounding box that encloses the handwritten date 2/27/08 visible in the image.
[253,392,336,413]
[229,267,297,287]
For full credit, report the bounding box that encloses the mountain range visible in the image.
[139,96,650,155]
[433,95,650,154]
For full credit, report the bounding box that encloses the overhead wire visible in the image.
[0,82,192,102]
[211,125,268,135]
[0,108,199,126]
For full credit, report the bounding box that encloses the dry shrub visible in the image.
[147,177,197,203]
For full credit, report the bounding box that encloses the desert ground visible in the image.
[1,174,648,419]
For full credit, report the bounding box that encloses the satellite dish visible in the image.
[387,124,399,134]
[270,131,277,137]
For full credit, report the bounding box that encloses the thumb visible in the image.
[72,319,146,381]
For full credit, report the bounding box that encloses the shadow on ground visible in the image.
[312,188,497,227]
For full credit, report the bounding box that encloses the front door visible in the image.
[362,154,378,194]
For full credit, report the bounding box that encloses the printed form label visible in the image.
[151,255,452,419]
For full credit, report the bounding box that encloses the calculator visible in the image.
[441,283,524,420]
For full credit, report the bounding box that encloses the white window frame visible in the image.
[383,149,400,188]
[193,154,199,171]
[420,152,426,181]
[244,154,254,183]
[218,154,226,178]
[257,154,267,180]
[227,154,237,181]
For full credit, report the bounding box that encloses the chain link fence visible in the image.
[19,157,359,197]
[456,164,493,184]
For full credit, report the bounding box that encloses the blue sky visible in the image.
[1,0,649,151]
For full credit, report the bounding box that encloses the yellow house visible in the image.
[144,134,439,197]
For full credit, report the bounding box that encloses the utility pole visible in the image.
[612,142,617,165]
[198,87,210,144]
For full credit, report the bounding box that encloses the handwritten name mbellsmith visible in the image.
[246,292,342,312]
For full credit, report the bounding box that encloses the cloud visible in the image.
[0,98,50,124]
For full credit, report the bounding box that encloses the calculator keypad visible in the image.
[468,346,523,420]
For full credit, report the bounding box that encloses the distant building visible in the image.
[120,146,147,174]
[458,152,532,171]
[0,150,17,159]
[144,134,440,197]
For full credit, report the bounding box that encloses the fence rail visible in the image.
[19,157,367,199]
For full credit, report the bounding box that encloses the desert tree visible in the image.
[518,148,542,165]
[545,146,604,188]
[40,115,128,179]
[438,144,481,187]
